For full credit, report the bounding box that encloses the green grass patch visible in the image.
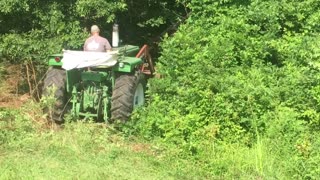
[0,108,209,179]
[0,99,319,179]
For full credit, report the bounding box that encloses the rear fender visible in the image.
[113,57,143,73]
[48,54,63,66]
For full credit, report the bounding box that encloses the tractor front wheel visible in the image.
[111,74,146,122]
[42,67,67,124]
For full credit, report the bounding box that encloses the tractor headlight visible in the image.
[119,62,124,68]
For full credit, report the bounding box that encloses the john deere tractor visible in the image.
[42,43,154,124]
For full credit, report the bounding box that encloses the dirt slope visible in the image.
[0,65,30,108]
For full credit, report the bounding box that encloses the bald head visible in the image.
[91,25,100,34]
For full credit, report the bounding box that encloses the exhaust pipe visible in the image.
[112,24,119,47]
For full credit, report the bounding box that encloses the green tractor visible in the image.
[42,44,154,124]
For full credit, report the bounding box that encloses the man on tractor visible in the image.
[43,24,155,124]
[84,25,112,52]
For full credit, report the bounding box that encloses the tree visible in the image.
[0,0,189,63]
[0,0,127,63]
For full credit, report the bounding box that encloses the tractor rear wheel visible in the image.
[111,73,146,122]
[42,67,67,124]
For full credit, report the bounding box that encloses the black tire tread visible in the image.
[42,67,67,123]
[111,74,145,122]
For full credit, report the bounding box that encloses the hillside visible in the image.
[1,0,320,179]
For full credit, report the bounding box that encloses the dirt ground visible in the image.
[0,65,31,108]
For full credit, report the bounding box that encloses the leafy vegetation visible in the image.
[1,0,320,179]
[128,0,320,178]
[0,0,188,63]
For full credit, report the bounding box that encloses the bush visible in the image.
[128,1,320,177]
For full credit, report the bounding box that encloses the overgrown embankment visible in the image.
[2,0,320,179]
[128,1,320,178]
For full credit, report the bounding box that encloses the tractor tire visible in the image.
[111,73,146,122]
[42,67,67,124]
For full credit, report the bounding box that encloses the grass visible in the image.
[0,132,173,179]
[0,105,208,179]
[1,100,318,179]
[0,114,295,180]
[2,108,320,179]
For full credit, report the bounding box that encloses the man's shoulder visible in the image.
[97,36,108,42]
[85,36,95,42]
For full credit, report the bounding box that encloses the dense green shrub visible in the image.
[131,0,320,171]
